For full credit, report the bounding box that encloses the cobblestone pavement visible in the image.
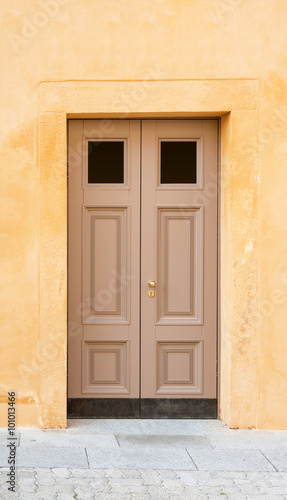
[1,468,287,499]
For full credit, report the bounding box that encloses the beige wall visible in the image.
[1,0,287,428]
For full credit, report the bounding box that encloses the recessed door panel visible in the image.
[83,207,129,323]
[157,207,203,324]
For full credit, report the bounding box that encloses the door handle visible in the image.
[148,280,156,287]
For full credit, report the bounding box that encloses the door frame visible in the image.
[67,118,218,418]
[39,79,258,428]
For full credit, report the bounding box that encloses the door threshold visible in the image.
[67,398,217,419]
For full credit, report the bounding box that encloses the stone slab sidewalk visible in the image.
[0,419,287,499]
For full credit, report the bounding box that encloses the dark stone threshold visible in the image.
[67,398,217,419]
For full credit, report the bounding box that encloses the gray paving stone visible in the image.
[16,469,33,476]
[108,477,144,486]
[21,429,118,448]
[140,470,163,485]
[35,470,56,485]
[70,468,107,478]
[207,430,287,450]
[269,472,287,485]
[262,449,287,471]
[56,494,75,500]
[67,418,228,435]
[254,481,275,493]
[109,496,131,500]
[237,482,262,494]
[208,496,228,500]
[221,494,247,500]
[34,467,52,472]
[129,496,152,500]
[174,494,208,500]
[208,495,228,500]
[147,486,171,499]
[35,484,76,497]
[198,485,227,494]
[116,433,212,449]
[86,447,196,470]
[157,470,178,478]
[0,486,20,500]
[15,496,45,500]
[261,485,287,494]
[122,469,142,477]
[74,477,96,485]
[18,476,37,492]
[187,449,276,471]
[90,478,112,493]
[187,473,234,486]
[73,485,95,499]
[102,495,135,500]
[51,468,71,478]
[162,477,186,489]
[56,492,76,500]
[176,470,200,485]
[111,484,149,493]
[104,468,125,477]
[243,496,285,500]
[17,446,88,468]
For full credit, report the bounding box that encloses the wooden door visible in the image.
[68,119,217,410]
[68,120,141,398]
[141,120,217,399]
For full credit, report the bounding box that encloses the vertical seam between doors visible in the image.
[139,120,142,400]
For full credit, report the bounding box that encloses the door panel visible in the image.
[68,119,217,406]
[157,207,203,323]
[141,120,217,398]
[68,120,141,398]
[83,207,129,323]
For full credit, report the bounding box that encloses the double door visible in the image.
[68,119,217,410]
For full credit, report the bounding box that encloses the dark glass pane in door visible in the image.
[88,141,124,183]
[161,141,197,184]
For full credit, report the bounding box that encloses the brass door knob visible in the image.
[148,280,156,287]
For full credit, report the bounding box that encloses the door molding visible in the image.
[39,79,258,428]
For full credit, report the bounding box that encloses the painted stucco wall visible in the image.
[1,0,287,429]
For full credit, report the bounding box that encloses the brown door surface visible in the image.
[68,119,217,413]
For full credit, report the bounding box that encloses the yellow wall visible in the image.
[1,0,287,429]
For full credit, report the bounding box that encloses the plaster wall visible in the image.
[0,0,287,428]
